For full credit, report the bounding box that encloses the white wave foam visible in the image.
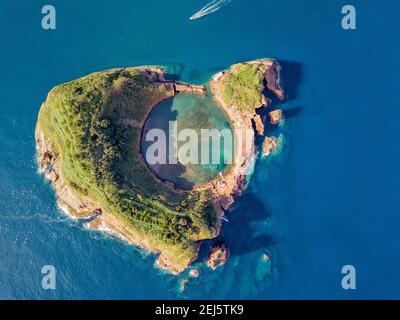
[56,202,79,221]
[190,0,234,20]
[87,220,129,243]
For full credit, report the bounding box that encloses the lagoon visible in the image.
[141,91,233,189]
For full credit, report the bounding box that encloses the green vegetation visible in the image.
[220,62,267,113]
[37,68,218,266]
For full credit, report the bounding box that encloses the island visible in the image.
[35,59,284,274]
[207,241,230,270]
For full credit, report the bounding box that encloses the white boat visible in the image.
[189,0,233,20]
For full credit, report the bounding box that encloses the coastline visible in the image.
[196,59,285,214]
[35,60,284,275]
[35,67,208,274]
[36,123,197,274]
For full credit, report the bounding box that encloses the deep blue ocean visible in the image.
[1,0,400,299]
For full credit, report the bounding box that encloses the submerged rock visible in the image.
[262,252,270,262]
[178,278,189,292]
[262,137,278,157]
[256,252,272,282]
[207,241,229,270]
[189,268,200,278]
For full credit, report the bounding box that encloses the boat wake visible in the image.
[189,0,234,20]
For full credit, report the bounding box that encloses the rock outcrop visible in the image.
[262,252,270,262]
[207,241,229,270]
[189,268,200,278]
[174,82,206,96]
[264,60,285,101]
[262,136,278,157]
[253,115,265,135]
[206,59,285,223]
[36,127,100,219]
[269,109,283,125]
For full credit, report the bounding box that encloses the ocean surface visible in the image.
[1,0,400,299]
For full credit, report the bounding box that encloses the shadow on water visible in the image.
[258,60,304,136]
[145,60,303,259]
[223,193,275,256]
[283,106,302,119]
[161,62,186,81]
[260,59,303,106]
[198,193,275,260]
[198,60,303,261]
[257,60,304,121]
[279,60,303,103]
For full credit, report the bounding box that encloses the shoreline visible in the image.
[195,59,285,214]
[35,60,284,275]
[35,67,208,275]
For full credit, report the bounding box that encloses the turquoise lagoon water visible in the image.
[1,0,400,299]
[141,92,232,189]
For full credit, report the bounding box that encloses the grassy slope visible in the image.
[220,62,267,113]
[37,68,218,267]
